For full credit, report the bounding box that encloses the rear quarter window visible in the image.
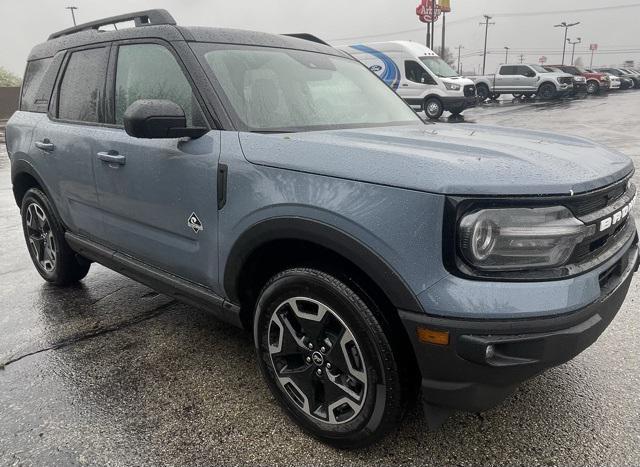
[20,58,53,112]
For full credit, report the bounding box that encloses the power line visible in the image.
[328,2,640,43]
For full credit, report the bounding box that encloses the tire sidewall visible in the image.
[476,84,489,101]
[586,81,599,94]
[254,270,397,446]
[539,83,556,100]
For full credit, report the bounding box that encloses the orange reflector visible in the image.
[416,326,450,346]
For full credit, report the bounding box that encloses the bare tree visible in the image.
[0,67,21,87]
[434,46,456,67]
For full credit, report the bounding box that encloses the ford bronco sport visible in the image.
[5,10,639,448]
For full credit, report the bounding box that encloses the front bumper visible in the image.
[399,240,638,416]
[441,95,478,111]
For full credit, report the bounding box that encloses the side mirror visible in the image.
[123,99,207,139]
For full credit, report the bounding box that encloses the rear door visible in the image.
[495,65,517,90]
[91,40,221,290]
[33,45,110,239]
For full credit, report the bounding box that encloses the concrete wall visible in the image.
[0,87,20,119]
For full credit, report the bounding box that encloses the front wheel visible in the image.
[476,84,490,102]
[537,83,557,100]
[254,268,405,448]
[424,97,444,120]
[21,188,91,285]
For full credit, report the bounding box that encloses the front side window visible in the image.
[115,43,205,126]
[529,65,548,74]
[193,44,420,132]
[21,58,52,112]
[420,56,458,78]
[405,61,435,84]
[58,48,108,122]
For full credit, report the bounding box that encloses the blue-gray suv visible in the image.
[5,10,639,448]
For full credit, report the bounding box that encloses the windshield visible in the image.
[419,56,458,78]
[530,65,549,73]
[192,44,420,132]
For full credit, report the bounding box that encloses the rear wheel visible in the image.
[511,93,523,99]
[489,93,501,100]
[21,188,90,285]
[254,268,405,448]
[537,82,557,100]
[424,97,444,120]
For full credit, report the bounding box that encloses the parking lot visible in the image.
[1,90,639,466]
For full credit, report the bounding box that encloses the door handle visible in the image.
[97,151,126,165]
[35,139,55,152]
[402,83,409,87]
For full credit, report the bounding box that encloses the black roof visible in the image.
[29,9,343,61]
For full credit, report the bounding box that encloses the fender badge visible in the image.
[188,212,203,233]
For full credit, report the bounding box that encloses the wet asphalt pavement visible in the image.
[1,91,640,466]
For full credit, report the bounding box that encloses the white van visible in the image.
[337,41,477,119]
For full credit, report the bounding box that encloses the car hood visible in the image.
[238,123,633,196]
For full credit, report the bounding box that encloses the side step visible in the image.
[65,232,242,328]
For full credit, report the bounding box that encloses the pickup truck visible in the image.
[468,64,574,101]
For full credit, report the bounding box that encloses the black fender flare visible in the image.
[10,159,66,228]
[223,217,423,313]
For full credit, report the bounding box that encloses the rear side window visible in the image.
[58,47,109,123]
[114,43,205,126]
[20,58,52,112]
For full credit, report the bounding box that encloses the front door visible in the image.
[402,60,437,107]
[93,41,221,290]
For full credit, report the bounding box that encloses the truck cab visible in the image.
[338,41,477,120]
[470,64,574,101]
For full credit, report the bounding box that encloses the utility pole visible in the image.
[456,45,464,74]
[65,6,78,26]
[504,46,510,64]
[567,37,582,65]
[519,54,526,64]
[480,15,495,75]
[554,21,580,65]
[441,12,446,55]
[430,0,436,49]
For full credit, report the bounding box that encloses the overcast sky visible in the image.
[1,0,638,75]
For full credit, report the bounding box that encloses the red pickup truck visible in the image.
[550,65,611,94]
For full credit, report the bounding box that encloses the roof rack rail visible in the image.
[48,9,176,40]
[283,33,331,47]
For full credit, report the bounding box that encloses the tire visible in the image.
[424,97,444,120]
[21,188,91,285]
[254,268,405,448]
[489,93,501,100]
[448,105,464,116]
[523,92,534,98]
[586,81,600,95]
[537,82,557,100]
[476,83,490,102]
[511,93,523,99]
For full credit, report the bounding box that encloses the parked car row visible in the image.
[340,41,640,119]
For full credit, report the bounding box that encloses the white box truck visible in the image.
[337,41,477,119]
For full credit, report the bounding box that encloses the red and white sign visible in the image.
[590,43,598,51]
[416,0,441,23]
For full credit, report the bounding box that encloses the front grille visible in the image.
[568,180,636,265]
[559,77,574,85]
[464,84,476,97]
[563,176,630,217]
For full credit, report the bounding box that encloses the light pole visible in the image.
[480,15,495,75]
[504,46,510,64]
[554,21,580,65]
[567,37,582,65]
[65,6,78,26]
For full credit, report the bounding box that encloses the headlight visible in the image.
[458,206,596,271]
[602,76,610,82]
[444,82,461,91]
